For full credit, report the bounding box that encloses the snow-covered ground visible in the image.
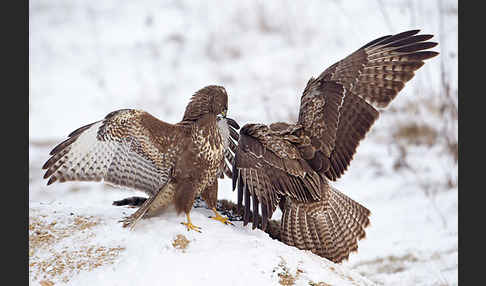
[29,1,458,285]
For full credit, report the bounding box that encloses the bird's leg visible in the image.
[209,208,234,226]
[181,212,202,233]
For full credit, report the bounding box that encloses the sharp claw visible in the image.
[210,215,234,226]
[120,215,140,230]
[120,217,132,228]
[181,222,202,233]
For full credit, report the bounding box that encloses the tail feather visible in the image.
[332,188,370,240]
[287,204,300,247]
[316,212,332,258]
[307,216,322,255]
[280,187,370,263]
[294,205,308,250]
[298,206,316,251]
[326,200,353,261]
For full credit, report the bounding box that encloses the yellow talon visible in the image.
[210,208,234,226]
[181,212,202,232]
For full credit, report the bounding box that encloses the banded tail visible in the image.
[280,187,370,263]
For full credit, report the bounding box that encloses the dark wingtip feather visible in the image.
[411,51,440,61]
[49,137,74,156]
[252,195,259,229]
[391,29,421,40]
[43,120,102,184]
[43,169,51,179]
[232,164,238,191]
[42,159,52,170]
[67,122,97,138]
[360,34,392,49]
[393,34,435,47]
[367,29,421,49]
[426,50,440,58]
[225,117,240,130]
[261,204,268,231]
[229,127,240,142]
[47,176,57,185]
[243,183,251,226]
[395,41,438,53]
[414,34,434,42]
[237,174,244,213]
[228,138,238,154]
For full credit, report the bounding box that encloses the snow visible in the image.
[29,199,374,286]
[30,161,376,286]
[29,0,458,285]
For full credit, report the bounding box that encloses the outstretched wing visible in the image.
[42,109,186,195]
[298,30,439,180]
[232,124,322,231]
[217,117,240,179]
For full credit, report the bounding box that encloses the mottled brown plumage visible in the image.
[43,85,239,230]
[232,30,438,262]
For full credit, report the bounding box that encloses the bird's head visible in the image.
[183,85,228,121]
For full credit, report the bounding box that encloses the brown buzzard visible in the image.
[231,30,439,262]
[42,85,239,231]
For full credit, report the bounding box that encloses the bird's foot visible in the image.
[181,221,202,233]
[119,212,144,230]
[210,209,234,226]
[119,216,135,229]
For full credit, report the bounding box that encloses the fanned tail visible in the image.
[280,187,370,263]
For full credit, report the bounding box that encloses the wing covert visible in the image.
[232,125,322,231]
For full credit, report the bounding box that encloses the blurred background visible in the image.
[29,0,457,285]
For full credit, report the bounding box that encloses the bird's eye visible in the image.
[221,109,227,118]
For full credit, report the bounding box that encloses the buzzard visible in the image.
[232,30,439,262]
[42,85,239,231]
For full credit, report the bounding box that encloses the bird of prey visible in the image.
[231,30,439,262]
[42,85,239,231]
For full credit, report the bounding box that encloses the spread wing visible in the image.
[217,117,240,179]
[42,109,186,195]
[232,124,322,231]
[297,30,439,180]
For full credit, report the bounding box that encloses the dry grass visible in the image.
[392,122,438,147]
[30,246,125,283]
[273,257,358,286]
[29,214,125,284]
[353,253,420,276]
[39,280,54,286]
[354,253,419,267]
[274,257,310,286]
[390,102,457,189]
[388,89,457,164]
[275,259,302,286]
[172,234,190,251]
[73,216,99,230]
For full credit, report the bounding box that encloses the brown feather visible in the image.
[43,85,233,229]
[232,30,438,262]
